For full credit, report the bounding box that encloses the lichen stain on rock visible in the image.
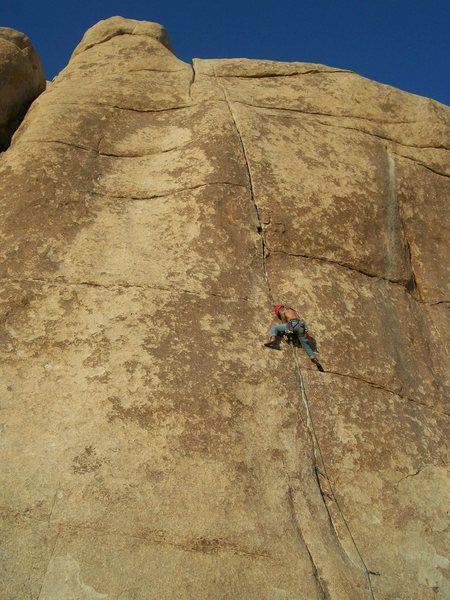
[72,446,103,475]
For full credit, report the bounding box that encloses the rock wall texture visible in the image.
[0,27,45,150]
[0,16,449,600]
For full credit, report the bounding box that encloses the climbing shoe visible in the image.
[311,357,325,372]
[264,341,281,350]
[264,336,281,350]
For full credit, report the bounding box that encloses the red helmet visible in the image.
[274,304,284,316]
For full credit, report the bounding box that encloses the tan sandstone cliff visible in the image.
[0,16,449,600]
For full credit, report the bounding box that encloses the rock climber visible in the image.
[264,304,324,372]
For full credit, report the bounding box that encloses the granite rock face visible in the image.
[0,27,45,150]
[0,16,449,600]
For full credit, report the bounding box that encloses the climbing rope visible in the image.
[289,343,376,599]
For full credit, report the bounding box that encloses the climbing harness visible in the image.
[284,319,323,371]
[286,318,305,334]
[285,319,303,347]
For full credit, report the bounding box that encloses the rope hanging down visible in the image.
[289,342,376,599]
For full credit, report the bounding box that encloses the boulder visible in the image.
[0,17,448,600]
[0,27,45,149]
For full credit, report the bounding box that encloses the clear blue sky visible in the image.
[1,0,449,106]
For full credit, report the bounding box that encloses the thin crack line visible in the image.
[101,103,193,115]
[200,67,352,79]
[270,250,447,307]
[230,99,429,127]
[390,150,450,179]
[0,276,246,299]
[424,300,450,306]
[322,368,449,417]
[290,344,376,599]
[395,468,424,487]
[270,249,408,286]
[22,139,93,153]
[84,180,247,201]
[19,137,199,158]
[0,276,249,302]
[126,68,188,74]
[39,99,193,114]
[311,118,450,152]
[228,100,450,151]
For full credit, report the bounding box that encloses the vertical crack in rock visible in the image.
[188,61,196,101]
[290,345,376,599]
[214,71,374,599]
[213,69,274,304]
[214,74,329,596]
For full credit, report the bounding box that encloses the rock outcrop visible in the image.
[0,27,45,150]
[0,16,449,600]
